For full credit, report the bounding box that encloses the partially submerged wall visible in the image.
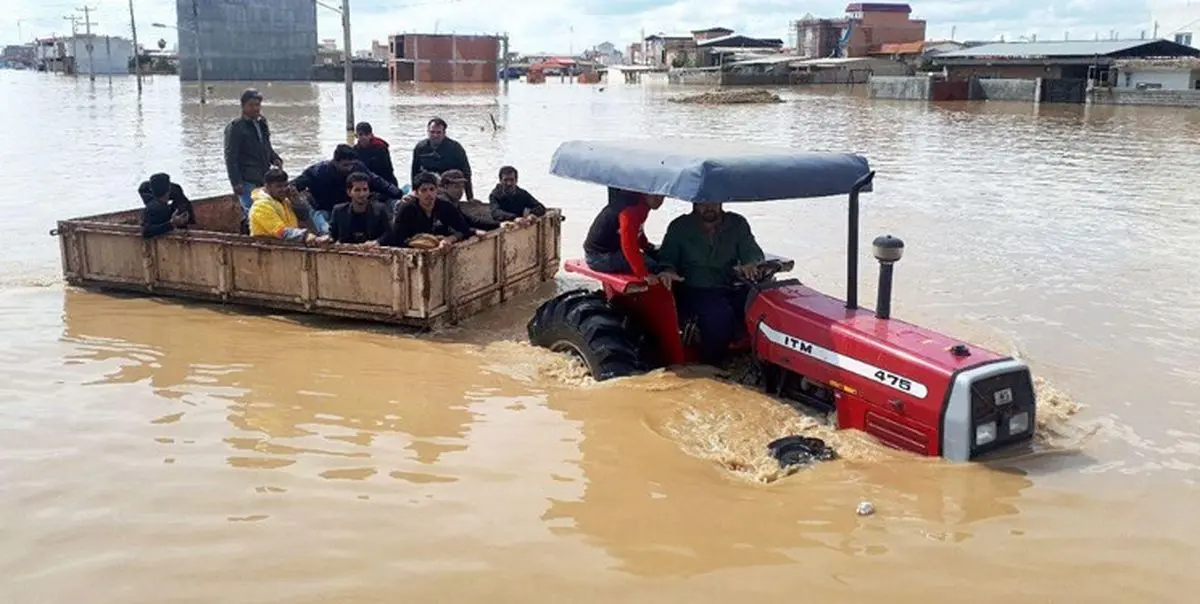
[1087,88,1200,107]
[667,68,721,86]
[868,75,931,100]
[971,78,1038,102]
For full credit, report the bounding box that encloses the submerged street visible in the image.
[1,71,1199,601]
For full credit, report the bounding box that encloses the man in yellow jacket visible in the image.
[249,167,331,245]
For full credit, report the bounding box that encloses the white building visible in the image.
[1151,0,1199,47]
[1114,57,1200,89]
[36,35,133,75]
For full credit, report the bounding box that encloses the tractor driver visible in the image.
[656,201,765,366]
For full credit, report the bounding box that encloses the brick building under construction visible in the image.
[387,33,504,83]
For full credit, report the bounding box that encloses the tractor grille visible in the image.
[969,367,1036,457]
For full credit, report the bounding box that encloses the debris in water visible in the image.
[857,501,875,516]
[669,88,784,105]
[767,435,837,469]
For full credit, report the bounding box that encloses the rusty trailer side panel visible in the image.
[55,195,563,329]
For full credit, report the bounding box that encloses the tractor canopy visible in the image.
[549,139,872,203]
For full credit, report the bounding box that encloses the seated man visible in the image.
[248,167,332,245]
[373,172,472,250]
[291,144,403,236]
[138,172,195,238]
[329,172,391,244]
[657,202,765,366]
[440,169,499,232]
[488,165,546,226]
[583,188,677,285]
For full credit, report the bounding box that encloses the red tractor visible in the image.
[528,140,1037,462]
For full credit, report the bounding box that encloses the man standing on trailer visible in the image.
[411,117,474,200]
[657,202,765,365]
[224,88,283,232]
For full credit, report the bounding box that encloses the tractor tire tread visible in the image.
[526,289,647,381]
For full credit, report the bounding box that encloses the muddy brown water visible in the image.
[2,72,1199,602]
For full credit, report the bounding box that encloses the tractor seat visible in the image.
[563,259,650,294]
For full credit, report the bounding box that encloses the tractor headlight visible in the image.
[975,421,997,446]
[1009,412,1029,435]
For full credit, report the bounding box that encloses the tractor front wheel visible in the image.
[527,289,646,381]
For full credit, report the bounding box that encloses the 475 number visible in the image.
[874,370,913,392]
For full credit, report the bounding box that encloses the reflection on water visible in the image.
[3,70,1200,600]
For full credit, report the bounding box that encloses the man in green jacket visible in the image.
[657,202,766,365]
[224,88,283,227]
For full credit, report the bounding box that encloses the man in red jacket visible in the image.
[583,188,682,286]
[353,122,398,186]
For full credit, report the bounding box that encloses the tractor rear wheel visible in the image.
[527,289,646,381]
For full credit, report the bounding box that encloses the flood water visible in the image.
[2,70,1200,602]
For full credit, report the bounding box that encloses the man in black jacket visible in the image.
[411,117,474,200]
[139,173,195,238]
[291,144,403,236]
[372,172,472,250]
[353,122,398,186]
[489,165,547,225]
[329,172,391,244]
[223,88,282,222]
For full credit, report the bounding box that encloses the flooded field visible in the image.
[2,70,1199,602]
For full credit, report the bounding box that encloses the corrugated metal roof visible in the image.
[874,41,925,54]
[697,34,784,48]
[935,39,1166,58]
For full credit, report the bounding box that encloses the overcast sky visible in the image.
[3,0,1178,54]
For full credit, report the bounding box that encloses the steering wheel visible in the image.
[732,259,787,286]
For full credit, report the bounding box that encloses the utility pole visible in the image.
[191,0,206,104]
[105,35,113,84]
[341,0,354,143]
[501,32,510,94]
[77,6,98,82]
[129,0,143,94]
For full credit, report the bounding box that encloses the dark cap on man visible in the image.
[149,173,172,198]
[240,88,263,105]
[355,121,373,135]
[440,169,466,183]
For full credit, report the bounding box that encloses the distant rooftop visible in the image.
[845,3,912,13]
[935,39,1198,59]
[691,27,733,34]
[697,34,785,48]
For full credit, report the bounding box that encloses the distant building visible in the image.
[643,34,694,67]
[2,44,35,63]
[626,42,644,65]
[932,39,1200,84]
[1112,57,1200,89]
[177,0,317,81]
[317,38,341,64]
[793,2,926,58]
[387,33,502,83]
[1150,0,1198,47]
[370,40,389,61]
[585,41,624,66]
[696,34,785,67]
[32,35,132,75]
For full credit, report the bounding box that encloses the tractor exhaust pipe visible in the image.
[846,171,875,310]
[872,234,904,320]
